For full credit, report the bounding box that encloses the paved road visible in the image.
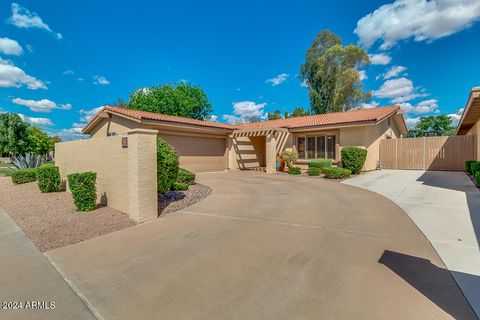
[46,171,476,320]
[344,169,480,318]
[0,209,95,320]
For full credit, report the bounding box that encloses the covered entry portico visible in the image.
[230,127,289,174]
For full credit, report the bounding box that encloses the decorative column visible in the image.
[265,131,277,174]
[127,129,158,222]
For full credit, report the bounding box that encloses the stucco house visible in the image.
[82,105,407,173]
[456,86,480,159]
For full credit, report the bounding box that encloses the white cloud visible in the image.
[79,106,103,122]
[383,65,407,79]
[93,75,110,85]
[374,77,428,103]
[355,0,480,49]
[12,98,71,113]
[62,69,74,75]
[266,73,289,86]
[18,113,53,126]
[300,79,309,88]
[8,3,62,39]
[368,53,391,65]
[209,115,218,122]
[448,107,464,126]
[359,70,367,80]
[404,116,421,128]
[360,101,379,109]
[55,123,87,141]
[0,37,23,55]
[399,99,439,114]
[222,101,267,124]
[0,58,46,89]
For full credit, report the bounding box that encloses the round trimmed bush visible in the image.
[308,158,332,169]
[308,167,321,176]
[288,166,301,175]
[177,167,195,185]
[67,172,97,211]
[36,164,61,193]
[157,137,179,194]
[341,146,367,174]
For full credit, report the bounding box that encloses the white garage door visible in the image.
[159,134,227,172]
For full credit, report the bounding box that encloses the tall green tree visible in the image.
[285,107,311,118]
[268,110,283,120]
[26,126,51,155]
[300,29,371,114]
[407,115,456,137]
[0,113,29,154]
[49,135,61,152]
[126,82,213,120]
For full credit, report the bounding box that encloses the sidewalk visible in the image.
[0,208,95,320]
[344,170,480,318]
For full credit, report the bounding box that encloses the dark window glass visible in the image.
[327,135,336,159]
[297,137,305,159]
[316,136,325,158]
[307,137,316,159]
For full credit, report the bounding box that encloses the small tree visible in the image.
[0,113,29,154]
[407,115,456,137]
[126,82,213,120]
[281,151,298,169]
[26,126,51,155]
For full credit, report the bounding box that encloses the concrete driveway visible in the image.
[46,171,476,320]
[343,170,480,318]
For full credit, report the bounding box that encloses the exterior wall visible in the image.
[228,136,266,170]
[466,120,480,160]
[89,115,138,137]
[55,130,158,222]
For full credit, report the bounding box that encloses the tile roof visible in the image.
[100,106,237,130]
[84,105,401,133]
[238,105,401,129]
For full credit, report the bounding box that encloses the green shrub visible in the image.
[172,181,189,191]
[281,151,298,169]
[308,158,332,169]
[157,138,180,194]
[67,172,97,211]
[288,166,301,175]
[475,171,480,186]
[466,160,476,174]
[471,162,480,176]
[36,164,61,192]
[177,167,195,185]
[308,167,321,176]
[341,146,367,174]
[11,169,37,184]
[322,167,351,179]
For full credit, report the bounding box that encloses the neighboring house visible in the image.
[82,105,407,173]
[456,87,480,159]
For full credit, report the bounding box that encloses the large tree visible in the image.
[0,113,30,154]
[300,30,371,114]
[267,107,311,120]
[407,115,456,137]
[26,126,51,155]
[125,82,213,120]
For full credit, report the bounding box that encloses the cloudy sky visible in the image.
[0,0,479,139]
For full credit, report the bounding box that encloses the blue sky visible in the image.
[0,0,479,139]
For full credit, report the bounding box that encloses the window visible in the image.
[296,134,336,160]
[297,137,305,159]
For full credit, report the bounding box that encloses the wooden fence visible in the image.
[379,136,476,171]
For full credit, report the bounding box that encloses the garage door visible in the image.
[159,134,227,172]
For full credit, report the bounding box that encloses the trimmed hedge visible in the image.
[157,137,180,194]
[475,171,480,186]
[177,167,195,185]
[172,181,189,191]
[36,164,61,193]
[322,167,351,179]
[341,146,367,174]
[308,158,332,169]
[288,166,301,175]
[471,162,480,177]
[466,160,476,174]
[308,167,321,176]
[67,172,97,211]
[11,169,37,184]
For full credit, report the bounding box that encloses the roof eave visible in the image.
[456,87,480,135]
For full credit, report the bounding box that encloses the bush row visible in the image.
[11,168,37,184]
[321,167,352,179]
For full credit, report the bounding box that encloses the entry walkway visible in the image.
[0,209,95,320]
[344,170,480,318]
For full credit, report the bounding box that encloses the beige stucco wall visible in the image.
[55,129,158,222]
[228,136,266,170]
[466,121,480,160]
[89,115,138,137]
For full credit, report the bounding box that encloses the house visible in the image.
[82,105,407,173]
[455,87,480,159]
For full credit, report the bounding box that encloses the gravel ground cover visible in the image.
[0,176,136,252]
[158,183,212,216]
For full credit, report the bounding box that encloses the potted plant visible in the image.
[276,154,285,171]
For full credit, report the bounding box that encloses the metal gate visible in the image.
[379,136,476,171]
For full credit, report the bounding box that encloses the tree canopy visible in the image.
[407,115,456,137]
[268,107,312,120]
[300,29,371,114]
[26,126,51,155]
[0,113,30,154]
[125,82,213,120]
